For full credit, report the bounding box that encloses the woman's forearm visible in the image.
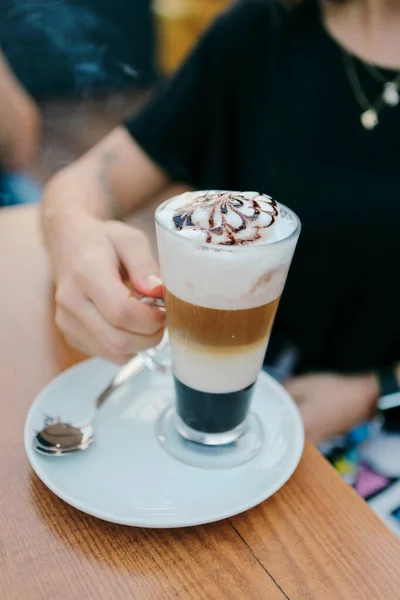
[41,127,171,250]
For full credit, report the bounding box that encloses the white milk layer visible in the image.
[170,335,269,394]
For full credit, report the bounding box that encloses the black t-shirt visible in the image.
[126,0,400,374]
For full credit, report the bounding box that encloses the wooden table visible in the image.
[1,205,400,599]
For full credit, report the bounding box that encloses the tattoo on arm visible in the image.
[97,150,120,220]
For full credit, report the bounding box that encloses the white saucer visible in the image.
[24,359,304,528]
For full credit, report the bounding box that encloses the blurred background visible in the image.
[0,0,231,199]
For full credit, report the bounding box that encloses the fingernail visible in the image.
[145,274,163,291]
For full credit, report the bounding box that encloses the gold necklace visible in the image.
[342,50,400,130]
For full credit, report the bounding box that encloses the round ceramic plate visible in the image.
[24,359,304,528]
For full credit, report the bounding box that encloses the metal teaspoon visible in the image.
[33,355,145,456]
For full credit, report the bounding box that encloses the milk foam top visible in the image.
[156,191,300,311]
[157,190,289,245]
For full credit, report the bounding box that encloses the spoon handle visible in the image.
[95,356,145,411]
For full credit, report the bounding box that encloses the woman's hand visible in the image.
[284,373,379,445]
[40,124,174,365]
[50,214,166,364]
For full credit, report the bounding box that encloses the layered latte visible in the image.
[155,191,299,438]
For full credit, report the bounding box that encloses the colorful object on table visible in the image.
[322,423,400,535]
[355,464,391,498]
[392,506,400,523]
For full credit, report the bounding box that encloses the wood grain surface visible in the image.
[1,205,400,600]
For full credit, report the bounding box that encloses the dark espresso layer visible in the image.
[174,377,255,434]
[165,289,280,349]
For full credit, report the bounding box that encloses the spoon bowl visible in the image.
[33,355,145,456]
[33,436,95,456]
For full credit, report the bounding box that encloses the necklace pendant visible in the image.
[383,82,400,107]
[361,108,378,130]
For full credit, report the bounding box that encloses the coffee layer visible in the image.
[165,289,280,348]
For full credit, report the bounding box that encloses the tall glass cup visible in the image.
[146,193,300,468]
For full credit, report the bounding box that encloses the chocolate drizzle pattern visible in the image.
[172,191,279,245]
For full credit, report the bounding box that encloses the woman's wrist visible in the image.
[42,164,116,228]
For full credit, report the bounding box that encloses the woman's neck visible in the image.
[355,0,400,29]
[323,0,400,68]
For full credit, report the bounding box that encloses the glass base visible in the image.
[156,406,264,469]
[174,412,248,446]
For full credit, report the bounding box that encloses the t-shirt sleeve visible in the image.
[125,2,256,188]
